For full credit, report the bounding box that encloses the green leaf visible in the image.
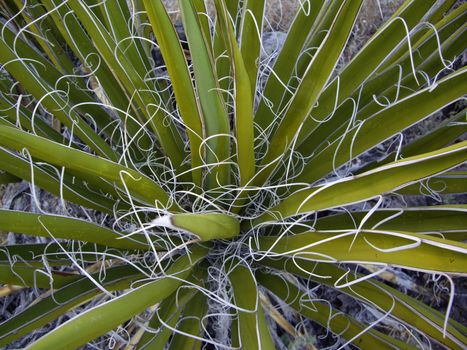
[0,20,114,138]
[153,212,240,241]
[354,23,466,127]
[358,109,467,173]
[296,0,438,149]
[379,1,464,72]
[0,210,148,250]
[0,148,115,214]
[66,0,187,170]
[26,247,206,350]
[0,33,117,160]
[258,272,416,350]
[257,229,467,272]
[98,0,152,79]
[0,243,123,267]
[178,0,231,189]
[252,141,467,226]
[0,263,80,289]
[238,0,265,97]
[212,0,240,95]
[135,265,206,349]
[254,0,326,135]
[143,0,205,187]
[228,262,274,350]
[215,0,255,187]
[0,126,173,208]
[297,68,467,185]
[0,85,64,143]
[167,291,207,349]
[397,171,467,196]
[192,0,213,47]
[311,205,467,237]
[12,0,78,76]
[136,287,196,350]
[0,170,20,185]
[39,0,150,150]
[260,257,467,349]
[0,265,143,347]
[254,0,363,186]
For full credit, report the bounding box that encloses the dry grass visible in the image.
[161,0,299,31]
[161,0,403,33]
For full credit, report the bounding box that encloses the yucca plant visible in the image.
[0,0,466,348]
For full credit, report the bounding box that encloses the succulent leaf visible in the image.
[0,1,465,349]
